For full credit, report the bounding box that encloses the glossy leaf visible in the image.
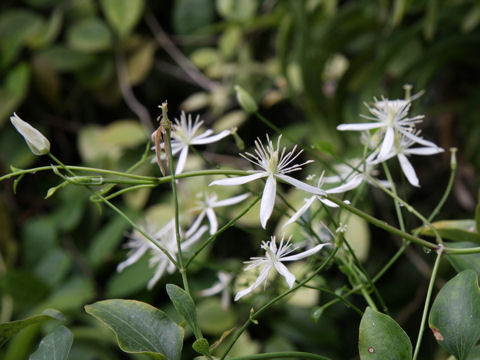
[166,284,202,339]
[0,309,63,348]
[359,307,412,360]
[29,326,73,360]
[100,0,144,38]
[416,220,480,244]
[429,270,480,360]
[85,299,183,360]
[445,242,480,276]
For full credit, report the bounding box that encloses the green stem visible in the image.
[227,352,332,360]
[220,245,340,360]
[412,247,443,360]
[382,162,406,232]
[90,184,157,202]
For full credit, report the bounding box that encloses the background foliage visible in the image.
[1,0,479,359]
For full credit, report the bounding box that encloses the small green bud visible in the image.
[450,147,458,170]
[234,85,258,113]
[10,113,50,155]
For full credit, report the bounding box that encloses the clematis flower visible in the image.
[235,236,329,301]
[373,129,443,187]
[199,271,233,309]
[191,191,249,234]
[210,135,323,229]
[337,97,438,161]
[10,113,50,155]
[155,111,231,175]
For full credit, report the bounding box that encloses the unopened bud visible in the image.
[450,147,458,170]
[10,113,50,155]
[234,85,258,113]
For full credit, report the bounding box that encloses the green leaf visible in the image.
[67,18,113,52]
[85,299,183,360]
[5,62,31,99]
[192,338,210,356]
[359,307,412,360]
[166,284,202,339]
[0,309,63,348]
[106,255,152,297]
[100,0,144,38]
[445,242,480,276]
[197,298,236,336]
[39,45,95,72]
[429,270,480,360]
[173,0,214,35]
[29,326,73,360]
[416,220,480,244]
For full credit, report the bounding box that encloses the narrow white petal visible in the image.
[186,212,206,238]
[182,225,208,249]
[318,198,339,208]
[191,129,231,145]
[377,127,394,161]
[147,260,168,290]
[212,193,249,207]
[337,123,383,131]
[175,147,189,175]
[404,147,443,156]
[199,281,225,297]
[206,208,218,235]
[116,246,148,272]
[398,153,420,187]
[273,261,296,288]
[399,129,439,148]
[282,242,328,261]
[277,174,325,195]
[325,174,364,194]
[209,172,266,186]
[260,175,277,229]
[221,289,230,310]
[282,196,317,228]
[235,265,271,301]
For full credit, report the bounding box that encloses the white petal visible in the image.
[404,147,443,156]
[234,265,271,301]
[221,289,230,310]
[282,196,317,228]
[186,212,205,238]
[10,113,51,155]
[337,123,383,131]
[318,198,339,208]
[325,174,363,194]
[399,129,439,148]
[147,259,168,290]
[274,261,296,288]
[260,175,277,229]
[377,127,394,161]
[206,208,218,235]
[398,153,420,187]
[116,245,148,272]
[182,225,208,249]
[276,174,325,195]
[212,193,249,207]
[209,172,266,186]
[191,129,231,145]
[281,242,328,261]
[175,146,189,175]
[199,281,224,297]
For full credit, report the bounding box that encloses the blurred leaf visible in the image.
[106,255,152,297]
[190,48,221,70]
[52,185,88,232]
[429,270,480,360]
[0,309,63,348]
[127,40,156,85]
[462,5,480,33]
[0,125,36,166]
[166,284,202,339]
[212,331,259,357]
[22,216,58,267]
[0,88,20,127]
[312,141,335,155]
[0,9,43,66]
[67,18,113,52]
[423,0,437,41]
[25,0,63,8]
[32,55,61,106]
[445,242,480,276]
[219,26,242,59]
[197,298,236,336]
[29,326,73,360]
[102,120,148,148]
[416,220,480,244]
[34,248,72,287]
[39,45,96,72]
[100,0,144,38]
[37,277,95,312]
[341,212,370,262]
[216,0,258,21]
[213,110,247,132]
[85,299,183,360]
[359,307,412,359]
[87,215,130,268]
[29,9,63,48]
[466,346,480,360]
[173,0,214,35]
[391,0,409,27]
[0,270,49,309]
[5,62,31,99]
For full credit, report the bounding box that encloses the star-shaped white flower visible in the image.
[235,236,328,301]
[210,135,323,228]
[199,271,233,309]
[374,129,443,187]
[191,191,249,235]
[156,111,231,174]
[337,97,438,161]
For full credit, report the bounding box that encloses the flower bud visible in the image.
[234,85,258,113]
[10,113,51,155]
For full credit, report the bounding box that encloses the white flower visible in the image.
[235,236,328,301]
[147,219,208,289]
[192,191,249,234]
[282,172,356,228]
[199,271,233,309]
[374,130,443,187]
[337,97,437,161]
[210,135,322,229]
[10,113,50,155]
[157,111,231,174]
